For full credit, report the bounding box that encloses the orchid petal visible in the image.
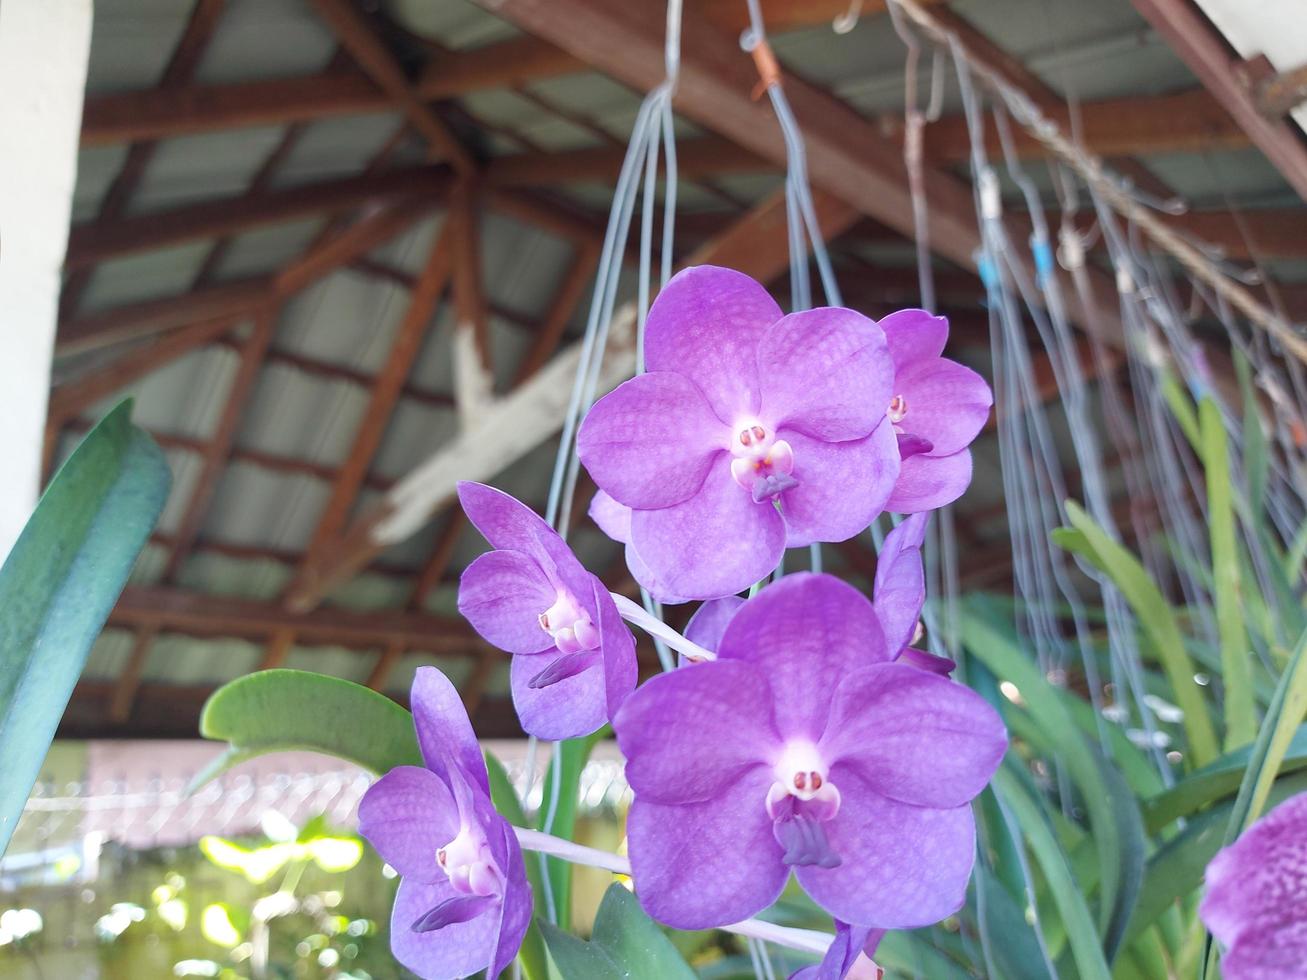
[894,357,992,456]
[879,308,948,370]
[578,372,729,510]
[411,667,490,796]
[886,449,973,513]
[627,767,787,930]
[873,513,928,655]
[614,659,777,805]
[458,550,555,656]
[684,595,745,653]
[390,877,501,980]
[357,766,457,885]
[588,489,632,542]
[718,573,890,738]
[796,767,976,928]
[820,664,1007,808]
[790,921,886,980]
[509,651,607,741]
[644,265,781,422]
[757,307,892,442]
[593,579,638,720]
[779,423,899,548]
[630,454,786,600]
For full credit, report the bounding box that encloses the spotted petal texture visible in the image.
[614,574,1004,931]
[1202,791,1307,979]
[578,267,903,599]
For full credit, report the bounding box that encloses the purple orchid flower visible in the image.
[1201,791,1307,978]
[878,310,992,513]
[874,514,956,676]
[791,921,885,980]
[358,668,531,980]
[613,573,1007,930]
[456,482,636,740]
[578,266,900,600]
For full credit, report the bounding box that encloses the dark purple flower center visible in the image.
[538,591,598,655]
[765,741,842,868]
[729,420,798,502]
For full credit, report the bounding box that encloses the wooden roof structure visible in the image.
[49,0,1307,740]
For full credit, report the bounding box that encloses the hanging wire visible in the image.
[741,0,847,577]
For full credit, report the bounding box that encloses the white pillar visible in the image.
[0,1,93,559]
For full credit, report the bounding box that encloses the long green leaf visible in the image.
[1224,624,1307,840]
[0,401,169,855]
[962,599,1142,958]
[1142,724,1307,833]
[1055,503,1219,766]
[992,766,1112,980]
[1200,398,1255,749]
[195,669,422,786]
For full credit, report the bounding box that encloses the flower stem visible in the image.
[512,828,832,957]
[610,593,716,663]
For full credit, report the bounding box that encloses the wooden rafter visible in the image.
[1131,0,1307,203]
[107,622,161,724]
[285,220,457,608]
[65,165,450,270]
[82,36,583,147]
[310,0,475,174]
[110,585,477,652]
[61,0,227,319]
[161,303,281,582]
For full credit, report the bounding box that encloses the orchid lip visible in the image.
[729,419,796,500]
[538,590,599,655]
[437,825,504,900]
[765,741,843,867]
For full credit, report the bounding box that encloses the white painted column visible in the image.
[0,1,93,559]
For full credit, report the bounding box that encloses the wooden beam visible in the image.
[513,241,599,384]
[49,314,248,420]
[1131,0,1307,203]
[1256,62,1307,119]
[460,651,498,717]
[109,585,478,651]
[286,222,456,608]
[108,622,160,723]
[256,627,297,670]
[66,166,451,269]
[365,642,404,692]
[61,0,228,318]
[921,87,1245,161]
[56,277,269,356]
[285,187,861,607]
[274,201,434,297]
[82,37,584,147]
[162,304,281,582]
[310,0,474,174]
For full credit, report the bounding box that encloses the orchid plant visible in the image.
[33,267,1296,979]
[348,266,1004,979]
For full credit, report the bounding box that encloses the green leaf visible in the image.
[535,729,605,929]
[1159,372,1201,451]
[992,765,1112,980]
[973,867,1052,980]
[1056,502,1219,767]
[1126,769,1307,946]
[194,669,422,787]
[962,598,1143,959]
[591,884,697,980]
[1224,624,1307,840]
[0,401,170,856]
[539,920,622,980]
[1200,398,1255,750]
[1142,723,1307,833]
